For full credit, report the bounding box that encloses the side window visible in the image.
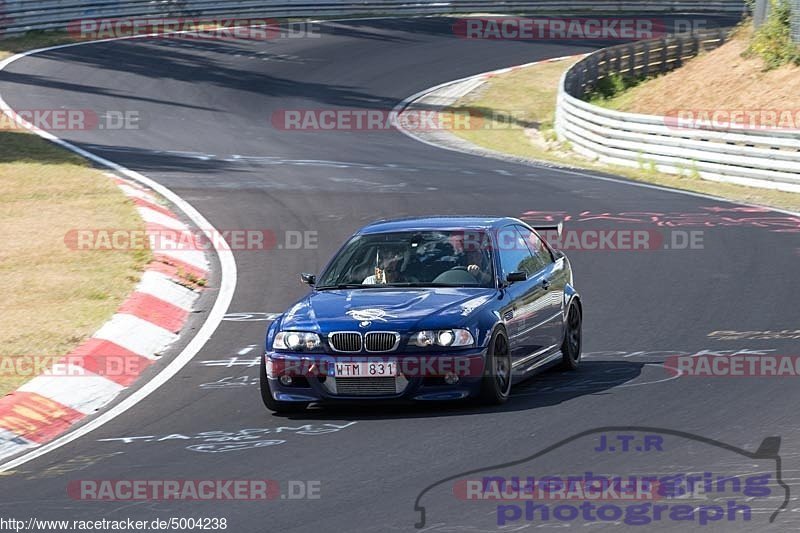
[496,226,538,277]
[516,225,553,273]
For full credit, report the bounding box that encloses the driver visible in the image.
[449,233,491,282]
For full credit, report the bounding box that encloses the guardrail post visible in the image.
[628,43,636,76]
[754,0,770,27]
[597,48,607,80]
[609,48,622,72]
[790,0,800,43]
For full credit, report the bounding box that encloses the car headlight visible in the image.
[410,329,474,347]
[272,331,321,351]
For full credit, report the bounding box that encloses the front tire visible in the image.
[479,329,512,405]
[259,356,309,413]
[559,302,582,370]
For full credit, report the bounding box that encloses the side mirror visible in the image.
[553,249,565,260]
[300,273,316,286]
[505,271,527,283]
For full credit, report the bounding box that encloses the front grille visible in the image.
[365,332,399,352]
[329,332,362,352]
[335,377,397,396]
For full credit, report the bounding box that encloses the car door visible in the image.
[516,225,564,351]
[496,225,551,364]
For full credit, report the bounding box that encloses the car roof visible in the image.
[357,216,524,234]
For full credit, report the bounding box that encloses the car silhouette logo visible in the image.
[413,426,790,529]
[346,308,394,326]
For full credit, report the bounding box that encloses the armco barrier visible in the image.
[1,0,746,35]
[555,29,800,193]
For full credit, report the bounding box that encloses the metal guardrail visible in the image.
[791,0,800,43]
[555,29,800,193]
[0,0,747,35]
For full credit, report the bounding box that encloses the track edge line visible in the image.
[0,44,238,472]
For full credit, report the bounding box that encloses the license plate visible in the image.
[334,361,397,377]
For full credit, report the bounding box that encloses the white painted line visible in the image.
[19,369,125,415]
[93,314,178,359]
[137,271,198,311]
[0,24,240,473]
[136,205,187,231]
[0,431,36,459]
[0,73,237,467]
[238,345,258,355]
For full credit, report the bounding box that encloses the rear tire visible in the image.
[260,356,309,413]
[559,302,582,371]
[479,329,512,405]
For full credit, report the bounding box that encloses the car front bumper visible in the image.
[265,351,487,403]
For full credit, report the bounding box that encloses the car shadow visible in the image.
[271,358,656,420]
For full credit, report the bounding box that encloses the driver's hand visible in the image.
[467,264,480,275]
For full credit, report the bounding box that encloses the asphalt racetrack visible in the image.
[1,15,799,532]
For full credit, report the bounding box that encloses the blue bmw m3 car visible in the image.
[261,216,582,412]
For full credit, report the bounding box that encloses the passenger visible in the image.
[362,252,403,285]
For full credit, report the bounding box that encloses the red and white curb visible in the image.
[0,176,209,461]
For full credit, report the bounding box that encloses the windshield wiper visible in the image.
[317,283,485,290]
[384,282,480,288]
[315,284,377,290]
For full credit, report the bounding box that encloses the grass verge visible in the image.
[0,131,150,395]
[444,57,800,212]
[0,31,74,61]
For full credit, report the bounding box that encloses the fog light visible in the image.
[279,375,293,386]
[444,372,459,385]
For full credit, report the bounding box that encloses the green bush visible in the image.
[587,73,645,102]
[745,0,800,69]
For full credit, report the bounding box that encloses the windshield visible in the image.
[316,230,495,288]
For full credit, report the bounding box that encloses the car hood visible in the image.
[279,287,498,332]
